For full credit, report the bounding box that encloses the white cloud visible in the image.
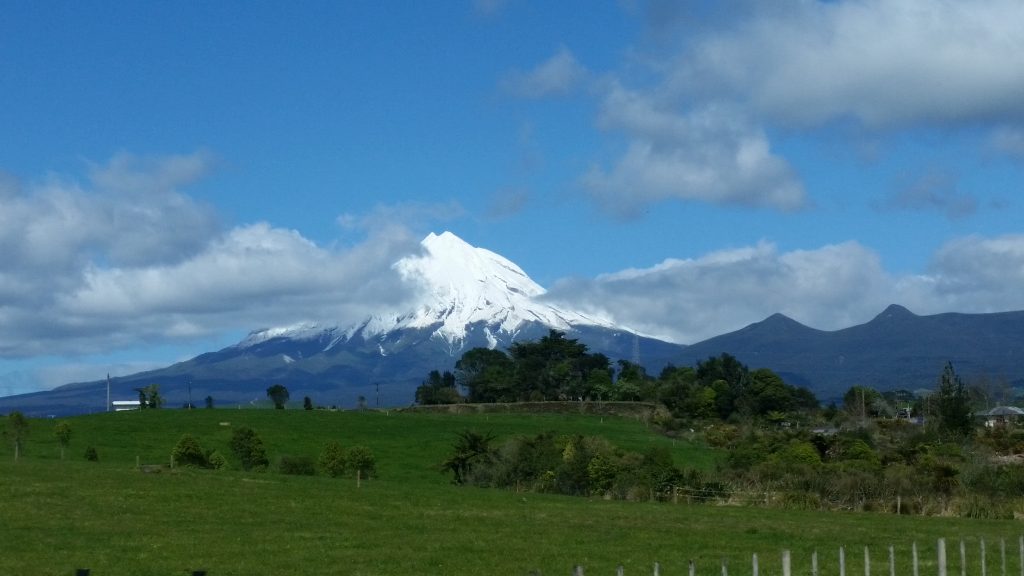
[584,86,806,214]
[501,47,587,98]
[669,0,1024,128]
[0,153,429,359]
[545,235,1024,344]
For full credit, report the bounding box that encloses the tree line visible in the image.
[418,330,818,424]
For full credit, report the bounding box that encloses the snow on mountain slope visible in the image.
[239,231,619,350]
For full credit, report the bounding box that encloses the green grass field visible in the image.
[1,409,1020,575]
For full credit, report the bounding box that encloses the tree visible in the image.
[456,348,515,403]
[303,396,313,411]
[441,430,496,485]
[266,384,290,409]
[204,395,214,409]
[230,426,269,471]
[5,412,30,461]
[346,445,376,486]
[935,361,973,438]
[319,440,347,477]
[415,370,462,405]
[54,421,71,460]
[134,384,163,409]
[172,434,208,468]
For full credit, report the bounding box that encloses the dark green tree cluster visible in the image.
[427,332,817,423]
[134,384,163,409]
[415,370,461,405]
[170,434,226,469]
[266,384,290,409]
[317,440,377,480]
[230,426,270,471]
[441,429,713,502]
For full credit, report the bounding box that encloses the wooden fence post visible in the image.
[813,550,819,576]
[865,546,871,576]
[753,552,759,576]
[961,539,967,576]
[890,545,896,576]
[690,559,695,576]
[1001,538,1006,576]
[654,561,661,576]
[573,565,584,576]
[1019,536,1023,576]
[982,538,988,576]
[913,542,919,576]
[783,549,791,576]
[939,538,948,576]
[616,565,624,576]
[722,557,728,576]
[841,546,846,576]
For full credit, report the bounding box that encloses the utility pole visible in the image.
[106,374,111,412]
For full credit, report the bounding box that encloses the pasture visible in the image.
[0,409,1019,575]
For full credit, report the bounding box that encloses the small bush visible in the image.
[171,434,208,468]
[84,446,99,462]
[279,455,316,476]
[230,426,269,471]
[319,441,347,477]
[346,445,376,479]
[207,450,227,470]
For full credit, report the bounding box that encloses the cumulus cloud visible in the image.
[583,86,806,214]
[0,153,429,359]
[544,235,1024,345]
[669,0,1024,128]
[501,47,587,99]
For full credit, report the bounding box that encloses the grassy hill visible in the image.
[0,409,1019,575]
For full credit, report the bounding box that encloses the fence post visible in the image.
[841,546,846,576]
[690,559,696,576]
[655,561,661,576]
[616,566,624,576]
[783,549,791,576]
[913,542,919,576]
[890,546,896,576]
[961,539,967,576]
[939,538,948,576]
[813,551,819,576]
[722,557,728,576]
[866,546,871,576]
[982,538,988,576]
[1001,538,1006,576]
[1019,536,1023,576]
[573,565,584,576]
[753,552,759,576]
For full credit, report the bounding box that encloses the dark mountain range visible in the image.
[675,304,1024,401]
[2,231,1022,416]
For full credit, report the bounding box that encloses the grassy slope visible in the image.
[0,410,1019,576]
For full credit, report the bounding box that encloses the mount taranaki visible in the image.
[3,231,1023,416]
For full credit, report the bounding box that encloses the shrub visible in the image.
[280,455,316,476]
[346,445,376,479]
[171,434,208,468]
[84,446,99,462]
[318,441,347,478]
[207,450,227,470]
[230,426,269,471]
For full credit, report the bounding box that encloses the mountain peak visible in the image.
[873,304,917,322]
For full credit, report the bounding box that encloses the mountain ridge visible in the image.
[2,231,1024,415]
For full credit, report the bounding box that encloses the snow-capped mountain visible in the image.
[238,231,623,355]
[6,232,680,414]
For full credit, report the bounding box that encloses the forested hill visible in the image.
[677,304,1024,400]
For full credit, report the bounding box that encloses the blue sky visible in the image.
[2,1,1024,396]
